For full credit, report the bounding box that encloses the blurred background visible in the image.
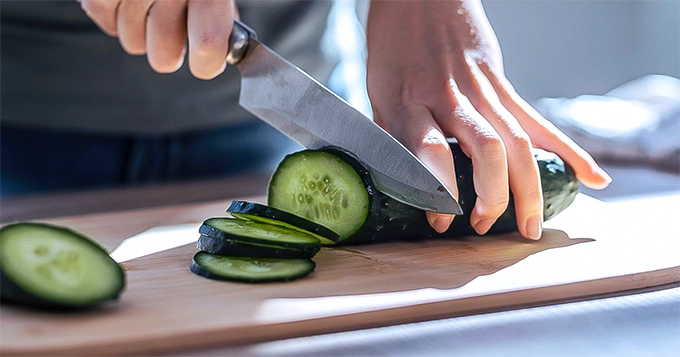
[486,0,679,102]
[331,0,679,111]
[486,0,680,198]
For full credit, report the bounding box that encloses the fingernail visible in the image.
[433,215,454,233]
[474,219,494,235]
[526,215,543,240]
[596,166,613,184]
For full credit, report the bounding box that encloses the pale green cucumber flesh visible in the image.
[0,223,124,308]
[268,150,369,241]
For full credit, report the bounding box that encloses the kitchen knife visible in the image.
[226,21,462,215]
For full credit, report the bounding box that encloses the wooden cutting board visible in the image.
[1,194,679,356]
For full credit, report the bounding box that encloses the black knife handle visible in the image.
[227,20,257,65]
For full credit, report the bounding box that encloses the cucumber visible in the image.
[0,223,125,309]
[267,150,370,241]
[200,218,321,252]
[268,141,579,244]
[434,141,579,238]
[190,252,315,283]
[227,200,339,246]
[193,218,321,283]
[196,234,320,259]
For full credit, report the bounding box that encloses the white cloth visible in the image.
[537,75,680,171]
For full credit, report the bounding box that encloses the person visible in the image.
[1,0,330,197]
[0,0,611,240]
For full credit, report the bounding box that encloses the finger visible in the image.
[80,0,122,36]
[147,0,188,73]
[187,0,234,80]
[117,0,155,55]
[459,63,543,240]
[375,105,457,233]
[481,64,612,190]
[431,84,510,236]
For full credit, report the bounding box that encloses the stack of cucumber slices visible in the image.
[190,201,341,283]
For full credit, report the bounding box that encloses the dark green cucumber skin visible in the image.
[227,200,340,243]
[199,220,321,252]
[0,223,126,310]
[196,234,320,259]
[189,252,316,283]
[329,142,579,244]
[0,270,82,310]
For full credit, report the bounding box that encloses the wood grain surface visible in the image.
[1,194,678,356]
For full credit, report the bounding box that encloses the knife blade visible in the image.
[227,21,462,215]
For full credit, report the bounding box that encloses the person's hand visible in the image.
[79,0,237,79]
[366,0,611,239]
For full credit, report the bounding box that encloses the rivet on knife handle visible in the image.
[226,21,256,65]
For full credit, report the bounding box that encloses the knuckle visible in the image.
[451,105,470,122]
[476,185,510,219]
[417,129,448,151]
[477,200,509,222]
[528,189,543,207]
[521,181,544,206]
[489,193,510,213]
[506,133,532,154]
[476,135,505,160]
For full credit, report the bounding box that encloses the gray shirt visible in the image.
[1,0,337,134]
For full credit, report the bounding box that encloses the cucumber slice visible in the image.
[197,234,319,259]
[268,150,369,241]
[200,218,321,252]
[227,200,339,246]
[190,252,315,283]
[0,223,125,309]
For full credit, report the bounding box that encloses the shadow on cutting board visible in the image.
[309,228,594,294]
[246,229,594,324]
[113,227,594,325]
[120,228,593,297]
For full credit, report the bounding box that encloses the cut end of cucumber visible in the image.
[268,150,370,241]
[0,223,125,309]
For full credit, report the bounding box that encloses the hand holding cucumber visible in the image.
[366,0,611,239]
